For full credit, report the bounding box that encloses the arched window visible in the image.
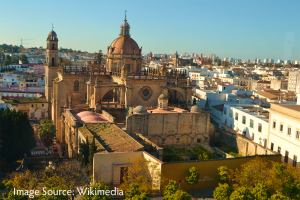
[74,80,79,91]
[52,58,55,66]
[52,43,55,50]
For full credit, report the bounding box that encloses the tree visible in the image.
[185,166,199,190]
[198,152,209,160]
[120,157,163,198]
[269,193,288,200]
[125,183,150,200]
[20,54,28,64]
[38,119,56,148]
[216,166,229,184]
[228,157,273,189]
[162,179,194,199]
[213,183,233,200]
[0,109,36,163]
[217,59,221,66]
[88,135,97,165]
[12,55,20,63]
[251,182,271,200]
[82,180,113,200]
[78,136,90,166]
[229,186,253,200]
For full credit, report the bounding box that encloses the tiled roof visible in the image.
[84,124,143,153]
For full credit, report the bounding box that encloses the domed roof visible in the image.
[48,30,57,36]
[121,21,130,27]
[158,93,168,100]
[133,106,147,114]
[110,37,140,55]
[74,111,110,123]
[190,105,202,113]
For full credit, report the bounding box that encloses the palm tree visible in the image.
[38,119,56,148]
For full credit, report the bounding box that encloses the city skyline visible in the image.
[0,0,299,61]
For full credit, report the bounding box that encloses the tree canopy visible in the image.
[38,119,56,148]
[0,108,36,163]
[185,166,200,190]
[214,157,300,199]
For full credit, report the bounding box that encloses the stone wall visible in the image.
[101,110,115,122]
[216,129,276,156]
[127,111,213,146]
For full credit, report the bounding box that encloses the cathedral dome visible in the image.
[48,31,57,36]
[133,106,147,114]
[110,37,140,55]
[190,105,202,113]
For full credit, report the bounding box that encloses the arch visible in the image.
[180,134,191,145]
[74,80,79,92]
[150,136,162,146]
[52,43,55,50]
[165,135,177,145]
[168,89,184,104]
[52,58,55,66]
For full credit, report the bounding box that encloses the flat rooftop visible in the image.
[147,107,188,114]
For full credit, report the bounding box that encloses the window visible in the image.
[41,111,45,118]
[242,116,246,124]
[271,143,274,151]
[280,124,283,132]
[31,104,34,107]
[159,103,162,108]
[42,104,44,107]
[258,123,262,133]
[273,121,276,129]
[229,110,233,118]
[278,146,281,154]
[250,119,254,128]
[287,127,291,136]
[293,155,297,167]
[285,151,289,163]
[252,133,254,140]
[224,107,227,115]
[197,139,201,143]
[235,112,239,121]
[30,113,34,118]
[296,130,300,139]
[74,80,79,91]
[12,79,14,81]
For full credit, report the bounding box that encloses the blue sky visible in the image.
[0,0,299,61]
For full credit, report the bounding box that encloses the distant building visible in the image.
[288,71,300,92]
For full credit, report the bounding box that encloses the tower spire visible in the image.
[125,10,127,20]
[52,23,54,31]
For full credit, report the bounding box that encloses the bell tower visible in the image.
[45,26,59,102]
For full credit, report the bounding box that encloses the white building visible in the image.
[1,74,20,88]
[284,60,291,65]
[222,104,269,147]
[268,104,300,167]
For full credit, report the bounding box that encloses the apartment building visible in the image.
[268,104,300,167]
[222,104,269,147]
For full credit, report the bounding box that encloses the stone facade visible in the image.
[126,110,214,146]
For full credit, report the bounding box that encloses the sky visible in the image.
[0,0,300,61]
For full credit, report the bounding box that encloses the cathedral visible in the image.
[45,15,213,158]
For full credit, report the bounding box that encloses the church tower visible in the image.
[45,28,59,102]
[173,51,179,67]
